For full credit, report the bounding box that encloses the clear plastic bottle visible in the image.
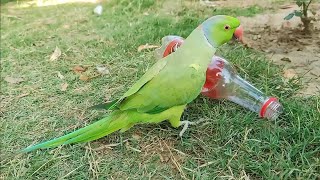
[156,36,283,120]
[202,56,282,120]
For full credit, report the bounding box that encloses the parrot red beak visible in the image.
[233,25,243,43]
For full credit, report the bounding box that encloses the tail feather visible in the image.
[21,111,127,153]
[21,106,175,153]
[64,120,119,144]
[79,116,132,143]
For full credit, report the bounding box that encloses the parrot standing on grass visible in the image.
[22,15,241,152]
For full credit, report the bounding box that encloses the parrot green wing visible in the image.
[108,59,167,109]
[94,27,214,113]
[121,59,167,99]
[118,27,216,113]
[89,58,168,110]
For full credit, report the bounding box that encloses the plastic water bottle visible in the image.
[156,36,283,120]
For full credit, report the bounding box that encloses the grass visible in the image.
[1,0,319,179]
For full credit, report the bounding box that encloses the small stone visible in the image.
[283,69,297,79]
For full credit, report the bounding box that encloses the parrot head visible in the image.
[202,15,241,47]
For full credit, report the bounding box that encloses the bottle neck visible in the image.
[226,75,282,120]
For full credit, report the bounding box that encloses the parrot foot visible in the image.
[179,119,207,137]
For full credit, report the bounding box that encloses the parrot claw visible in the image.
[179,119,208,137]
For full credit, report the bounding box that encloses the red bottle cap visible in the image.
[259,97,278,118]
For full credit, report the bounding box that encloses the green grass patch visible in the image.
[1,0,319,179]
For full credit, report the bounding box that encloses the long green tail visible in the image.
[22,105,185,153]
[21,111,130,153]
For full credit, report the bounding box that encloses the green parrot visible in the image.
[22,15,241,152]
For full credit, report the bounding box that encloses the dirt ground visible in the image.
[206,0,275,8]
[209,0,320,96]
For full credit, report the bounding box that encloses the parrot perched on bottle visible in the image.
[22,15,241,152]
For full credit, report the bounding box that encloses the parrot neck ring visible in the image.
[201,26,215,48]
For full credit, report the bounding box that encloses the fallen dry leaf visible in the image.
[96,65,110,75]
[137,44,159,52]
[4,76,24,84]
[280,4,294,9]
[17,93,30,98]
[283,69,297,79]
[79,74,90,81]
[132,133,141,140]
[72,65,87,73]
[49,46,62,61]
[280,57,291,62]
[57,71,64,79]
[61,83,68,91]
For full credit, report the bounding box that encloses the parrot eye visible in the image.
[224,25,230,30]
